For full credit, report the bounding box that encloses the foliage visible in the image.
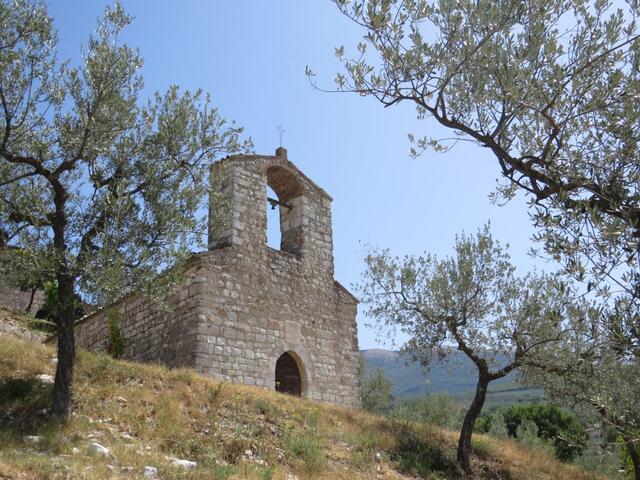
[389,423,458,477]
[358,224,587,471]
[0,247,53,313]
[392,393,464,430]
[106,309,124,359]
[33,281,84,332]
[573,435,628,479]
[0,0,250,416]
[361,357,395,415]
[323,0,640,473]
[503,404,588,461]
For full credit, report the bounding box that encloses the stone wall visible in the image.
[75,149,361,407]
[74,269,201,369]
[201,150,360,405]
[193,248,360,406]
[0,282,44,314]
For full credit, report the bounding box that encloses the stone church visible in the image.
[74,148,361,406]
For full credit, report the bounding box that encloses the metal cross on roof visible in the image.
[276,124,285,147]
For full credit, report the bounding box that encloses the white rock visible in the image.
[374,451,382,462]
[120,432,134,441]
[50,358,58,365]
[169,458,196,469]
[35,374,54,384]
[116,396,128,405]
[143,466,158,478]
[72,447,80,455]
[88,442,109,456]
[25,435,43,444]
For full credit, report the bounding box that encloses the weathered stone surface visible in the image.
[88,442,109,456]
[75,151,361,407]
[0,285,43,313]
[143,466,158,478]
[35,373,54,384]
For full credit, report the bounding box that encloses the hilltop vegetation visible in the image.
[0,323,604,480]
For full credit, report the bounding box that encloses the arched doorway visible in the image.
[275,352,302,397]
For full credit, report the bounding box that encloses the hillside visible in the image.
[362,349,544,406]
[0,318,602,479]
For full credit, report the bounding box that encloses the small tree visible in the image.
[361,365,394,415]
[359,225,585,471]
[317,2,640,474]
[0,0,250,418]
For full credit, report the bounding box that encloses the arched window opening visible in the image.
[266,185,281,249]
[275,352,302,397]
[265,166,304,255]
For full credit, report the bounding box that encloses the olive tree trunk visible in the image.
[457,373,489,472]
[51,192,75,419]
[51,273,75,418]
[626,439,640,480]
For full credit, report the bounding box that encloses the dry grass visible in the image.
[0,333,609,480]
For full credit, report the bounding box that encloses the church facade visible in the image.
[74,148,361,406]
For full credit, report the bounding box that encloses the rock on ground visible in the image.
[169,458,196,469]
[88,442,109,456]
[143,466,158,478]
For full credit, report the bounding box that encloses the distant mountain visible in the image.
[361,349,543,406]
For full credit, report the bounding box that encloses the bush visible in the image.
[502,403,588,461]
[389,422,457,477]
[392,393,464,429]
[361,366,394,415]
[34,280,85,332]
[107,309,125,359]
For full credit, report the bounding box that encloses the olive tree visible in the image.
[0,0,250,418]
[359,225,586,471]
[316,1,640,474]
[361,365,395,415]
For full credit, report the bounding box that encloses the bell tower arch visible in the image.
[207,148,334,276]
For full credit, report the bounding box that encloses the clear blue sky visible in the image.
[48,1,549,349]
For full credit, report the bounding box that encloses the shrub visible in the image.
[361,367,394,415]
[106,309,125,359]
[34,281,85,332]
[502,403,588,461]
[392,393,464,429]
[389,422,457,477]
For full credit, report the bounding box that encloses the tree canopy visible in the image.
[323,1,640,475]
[0,0,250,417]
[359,225,585,470]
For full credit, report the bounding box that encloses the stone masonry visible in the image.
[0,284,44,314]
[74,148,361,406]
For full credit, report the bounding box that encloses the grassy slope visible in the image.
[0,336,605,480]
